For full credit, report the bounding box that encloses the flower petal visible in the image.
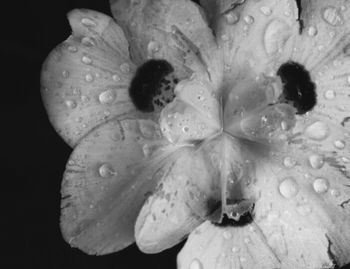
[110,0,223,88]
[212,0,299,79]
[178,221,281,269]
[135,146,220,253]
[60,118,180,255]
[41,9,139,147]
[291,0,350,127]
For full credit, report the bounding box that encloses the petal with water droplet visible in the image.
[135,146,220,253]
[60,118,178,254]
[110,0,223,88]
[41,9,138,147]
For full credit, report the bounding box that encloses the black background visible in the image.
[2,0,350,269]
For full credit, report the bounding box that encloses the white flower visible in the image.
[41,1,350,268]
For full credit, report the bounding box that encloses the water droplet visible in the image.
[189,258,203,269]
[67,45,77,53]
[99,89,116,105]
[297,204,312,216]
[62,70,69,78]
[81,18,97,27]
[244,15,254,24]
[313,178,329,193]
[65,100,76,109]
[244,237,251,244]
[305,121,329,141]
[281,121,288,130]
[260,6,272,16]
[330,189,340,197]
[182,126,190,133]
[308,26,318,36]
[98,163,117,178]
[221,34,229,41]
[308,154,324,169]
[81,36,95,46]
[341,156,350,163]
[283,156,296,168]
[324,90,336,100]
[85,73,94,82]
[112,74,120,82]
[147,41,160,55]
[322,6,344,26]
[120,62,130,73]
[142,144,152,157]
[279,177,299,199]
[334,140,346,149]
[223,231,232,239]
[225,11,240,24]
[231,246,239,253]
[82,56,92,65]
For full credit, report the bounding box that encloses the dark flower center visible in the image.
[277,61,317,115]
[129,59,178,112]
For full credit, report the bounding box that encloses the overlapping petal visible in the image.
[110,0,223,89]
[60,118,182,254]
[135,145,221,253]
[41,9,139,146]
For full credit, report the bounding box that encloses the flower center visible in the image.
[129,59,178,112]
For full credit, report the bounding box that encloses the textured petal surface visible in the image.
[291,0,350,127]
[110,0,223,89]
[41,9,139,147]
[213,0,299,82]
[60,118,182,255]
[135,145,220,253]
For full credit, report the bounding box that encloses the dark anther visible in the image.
[277,61,317,115]
[214,211,254,227]
[129,59,177,112]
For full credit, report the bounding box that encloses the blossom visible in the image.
[40,0,350,268]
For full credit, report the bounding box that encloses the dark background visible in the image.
[2,0,350,269]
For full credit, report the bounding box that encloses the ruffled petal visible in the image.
[60,118,180,255]
[291,0,350,126]
[160,77,221,145]
[41,9,139,147]
[178,140,350,268]
[135,145,220,253]
[211,0,299,81]
[110,0,223,88]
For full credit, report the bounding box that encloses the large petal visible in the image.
[135,145,221,253]
[41,9,139,147]
[110,0,223,89]
[178,140,350,268]
[291,0,350,127]
[60,118,182,255]
[210,0,299,82]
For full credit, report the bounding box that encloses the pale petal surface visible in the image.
[61,118,181,254]
[41,9,139,147]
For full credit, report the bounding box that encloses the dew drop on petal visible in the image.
[81,17,97,27]
[99,89,116,105]
[112,74,120,82]
[244,15,254,24]
[62,70,69,78]
[67,45,78,53]
[334,140,346,149]
[260,6,272,16]
[98,163,117,178]
[120,62,130,73]
[85,73,94,82]
[313,178,329,193]
[189,258,203,269]
[147,41,160,55]
[223,231,232,239]
[297,204,312,216]
[307,26,318,36]
[81,36,95,46]
[322,6,344,26]
[308,154,324,169]
[279,177,299,198]
[324,90,336,100]
[231,246,239,253]
[82,56,92,65]
[283,156,296,168]
[65,100,76,109]
[305,121,329,141]
[330,189,340,197]
[225,11,240,24]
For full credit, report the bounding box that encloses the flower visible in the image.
[40,0,350,268]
